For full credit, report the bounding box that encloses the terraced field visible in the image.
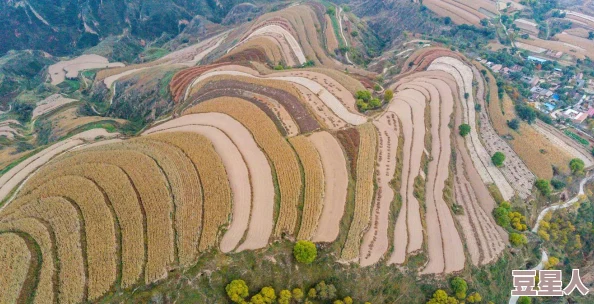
[4,3,584,300]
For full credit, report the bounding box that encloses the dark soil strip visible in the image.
[335,128,360,177]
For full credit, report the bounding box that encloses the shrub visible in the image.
[491,152,506,167]
[507,118,520,130]
[292,288,304,301]
[293,240,317,264]
[384,89,394,102]
[550,179,566,190]
[315,281,337,300]
[467,292,482,303]
[569,158,585,175]
[535,179,551,196]
[509,233,528,247]
[459,124,471,137]
[427,289,459,304]
[226,279,249,303]
[450,277,468,299]
[518,296,531,304]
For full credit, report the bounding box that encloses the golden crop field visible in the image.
[341,123,377,261]
[185,97,303,237]
[289,135,325,241]
[0,233,32,304]
[145,132,232,252]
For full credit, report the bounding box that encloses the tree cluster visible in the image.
[355,90,382,112]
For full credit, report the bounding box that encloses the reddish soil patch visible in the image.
[335,128,360,177]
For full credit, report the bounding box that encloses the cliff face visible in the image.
[0,0,253,56]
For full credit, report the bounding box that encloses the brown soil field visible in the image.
[49,54,124,85]
[310,131,349,243]
[324,15,339,53]
[360,112,399,267]
[336,128,361,177]
[517,37,587,59]
[218,37,282,65]
[290,136,324,240]
[48,107,127,139]
[188,77,308,135]
[534,121,594,167]
[424,0,481,25]
[557,33,594,58]
[32,94,78,119]
[185,97,302,237]
[0,233,33,304]
[341,123,377,262]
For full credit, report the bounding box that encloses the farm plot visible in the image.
[145,132,231,253]
[188,77,303,135]
[386,89,426,265]
[12,176,117,301]
[0,128,119,203]
[428,57,515,200]
[185,97,302,237]
[0,125,21,140]
[341,123,377,262]
[424,0,482,25]
[184,68,367,125]
[557,33,594,58]
[17,162,144,288]
[472,66,536,199]
[517,37,587,59]
[183,71,321,133]
[325,15,340,52]
[160,31,229,67]
[230,24,306,65]
[219,37,283,65]
[479,63,572,179]
[290,136,324,240]
[49,54,125,85]
[0,218,54,304]
[359,112,399,267]
[565,11,594,29]
[32,94,78,119]
[515,42,547,54]
[533,121,594,167]
[5,197,85,303]
[514,19,540,36]
[146,125,242,253]
[310,131,349,243]
[0,233,33,304]
[145,113,275,252]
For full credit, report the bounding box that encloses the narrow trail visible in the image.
[508,173,593,303]
[337,6,354,65]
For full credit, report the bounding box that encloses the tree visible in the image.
[515,104,536,123]
[467,292,482,303]
[491,152,506,167]
[307,288,317,299]
[292,288,304,302]
[279,289,292,304]
[550,179,566,190]
[535,179,551,196]
[545,256,560,269]
[444,16,452,25]
[344,296,353,304]
[510,233,528,247]
[294,240,317,264]
[384,89,394,102]
[493,205,511,227]
[226,280,249,303]
[569,158,585,175]
[259,287,276,303]
[518,296,531,304]
[450,277,468,299]
[427,289,459,304]
[507,119,520,130]
[459,124,471,137]
[464,92,470,99]
[315,281,337,300]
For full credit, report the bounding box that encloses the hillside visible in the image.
[2,1,594,304]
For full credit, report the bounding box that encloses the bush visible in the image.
[493,206,511,227]
[550,179,566,190]
[315,281,337,300]
[450,277,468,299]
[569,158,585,175]
[491,152,506,167]
[384,89,394,102]
[518,296,531,304]
[535,179,551,196]
[510,233,528,247]
[507,118,520,130]
[459,124,471,137]
[226,279,249,303]
[293,240,317,264]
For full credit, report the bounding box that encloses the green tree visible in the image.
[384,89,394,102]
[427,289,459,304]
[334,301,345,304]
[226,279,249,303]
[315,281,337,300]
[518,296,531,304]
[507,118,520,130]
[459,124,471,137]
[493,205,511,227]
[294,240,317,264]
[545,256,560,269]
[308,288,317,299]
[510,233,528,247]
[344,296,353,304]
[450,277,468,299]
[535,179,551,196]
[491,152,506,167]
[259,287,276,303]
[570,158,585,175]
